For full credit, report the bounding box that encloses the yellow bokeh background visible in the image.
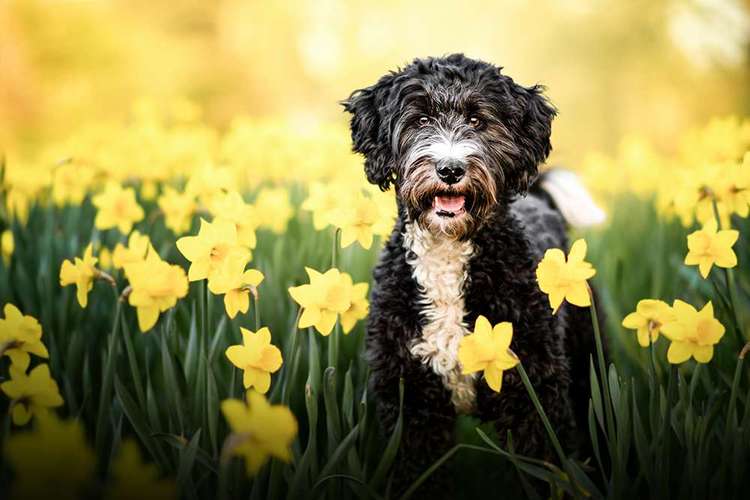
[1,0,749,163]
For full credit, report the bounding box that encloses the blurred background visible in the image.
[1,0,749,165]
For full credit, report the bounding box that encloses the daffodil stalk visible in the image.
[514,360,568,467]
[280,307,304,405]
[252,286,261,332]
[94,287,124,458]
[95,268,117,289]
[647,328,660,381]
[587,285,616,446]
[660,363,677,499]
[710,197,744,343]
[400,444,505,500]
[725,342,749,437]
[328,228,342,368]
[515,363,594,499]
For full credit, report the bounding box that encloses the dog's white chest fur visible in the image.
[403,222,477,413]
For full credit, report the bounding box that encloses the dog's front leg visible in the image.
[368,335,457,497]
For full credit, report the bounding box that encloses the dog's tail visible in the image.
[530,168,606,228]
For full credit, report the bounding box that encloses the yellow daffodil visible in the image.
[209,191,258,248]
[157,186,197,235]
[59,243,99,308]
[696,161,750,221]
[254,187,293,234]
[176,218,251,286]
[112,230,153,269]
[0,304,48,370]
[124,251,189,332]
[185,164,236,207]
[4,411,96,500]
[622,299,675,347]
[99,247,114,270]
[92,182,145,234]
[1,229,14,265]
[684,219,739,278]
[221,391,297,475]
[332,192,380,249]
[302,182,351,231]
[369,187,398,237]
[111,440,176,500]
[1,364,64,425]
[141,180,158,201]
[340,280,368,333]
[536,239,596,313]
[225,327,283,393]
[288,267,353,335]
[209,265,264,319]
[458,316,519,392]
[661,300,725,364]
[52,162,95,206]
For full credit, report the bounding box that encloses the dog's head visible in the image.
[343,53,556,239]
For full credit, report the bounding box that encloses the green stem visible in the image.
[689,363,702,404]
[661,364,677,499]
[253,293,261,332]
[648,334,659,382]
[328,227,342,368]
[725,349,746,435]
[515,362,568,467]
[399,444,502,500]
[218,461,229,500]
[588,288,616,446]
[711,198,744,342]
[281,308,304,405]
[199,279,208,351]
[723,267,744,342]
[331,227,341,268]
[328,320,341,369]
[95,292,123,458]
[121,313,146,409]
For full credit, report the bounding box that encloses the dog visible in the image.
[343,53,605,495]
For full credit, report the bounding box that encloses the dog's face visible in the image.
[343,54,556,239]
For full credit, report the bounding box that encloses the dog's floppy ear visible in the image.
[342,74,396,190]
[507,83,556,194]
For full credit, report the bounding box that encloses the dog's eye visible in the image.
[418,116,430,127]
[468,116,482,128]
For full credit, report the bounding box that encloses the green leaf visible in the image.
[287,383,318,500]
[631,386,651,484]
[369,378,404,489]
[589,358,605,434]
[121,313,146,409]
[95,302,122,458]
[161,331,185,433]
[152,433,218,473]
[176,430,202,500]
[114,375,168,469]
[317,422,360,483]
[323,366,342,449]
[206,365,219,456]
[342,363,355,431]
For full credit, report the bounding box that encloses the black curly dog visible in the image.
[343,54,604,495]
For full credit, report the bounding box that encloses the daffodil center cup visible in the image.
[210,244,231,263]
[647,319,661,333]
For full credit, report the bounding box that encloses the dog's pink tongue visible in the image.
[434,195,465,212]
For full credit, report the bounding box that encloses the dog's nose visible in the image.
[436,160,466,185]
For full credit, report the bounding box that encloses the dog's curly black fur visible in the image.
[343,54,601,496]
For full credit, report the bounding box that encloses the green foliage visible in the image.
[0,191,748,499]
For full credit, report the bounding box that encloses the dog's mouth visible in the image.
[432,193,466,218]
